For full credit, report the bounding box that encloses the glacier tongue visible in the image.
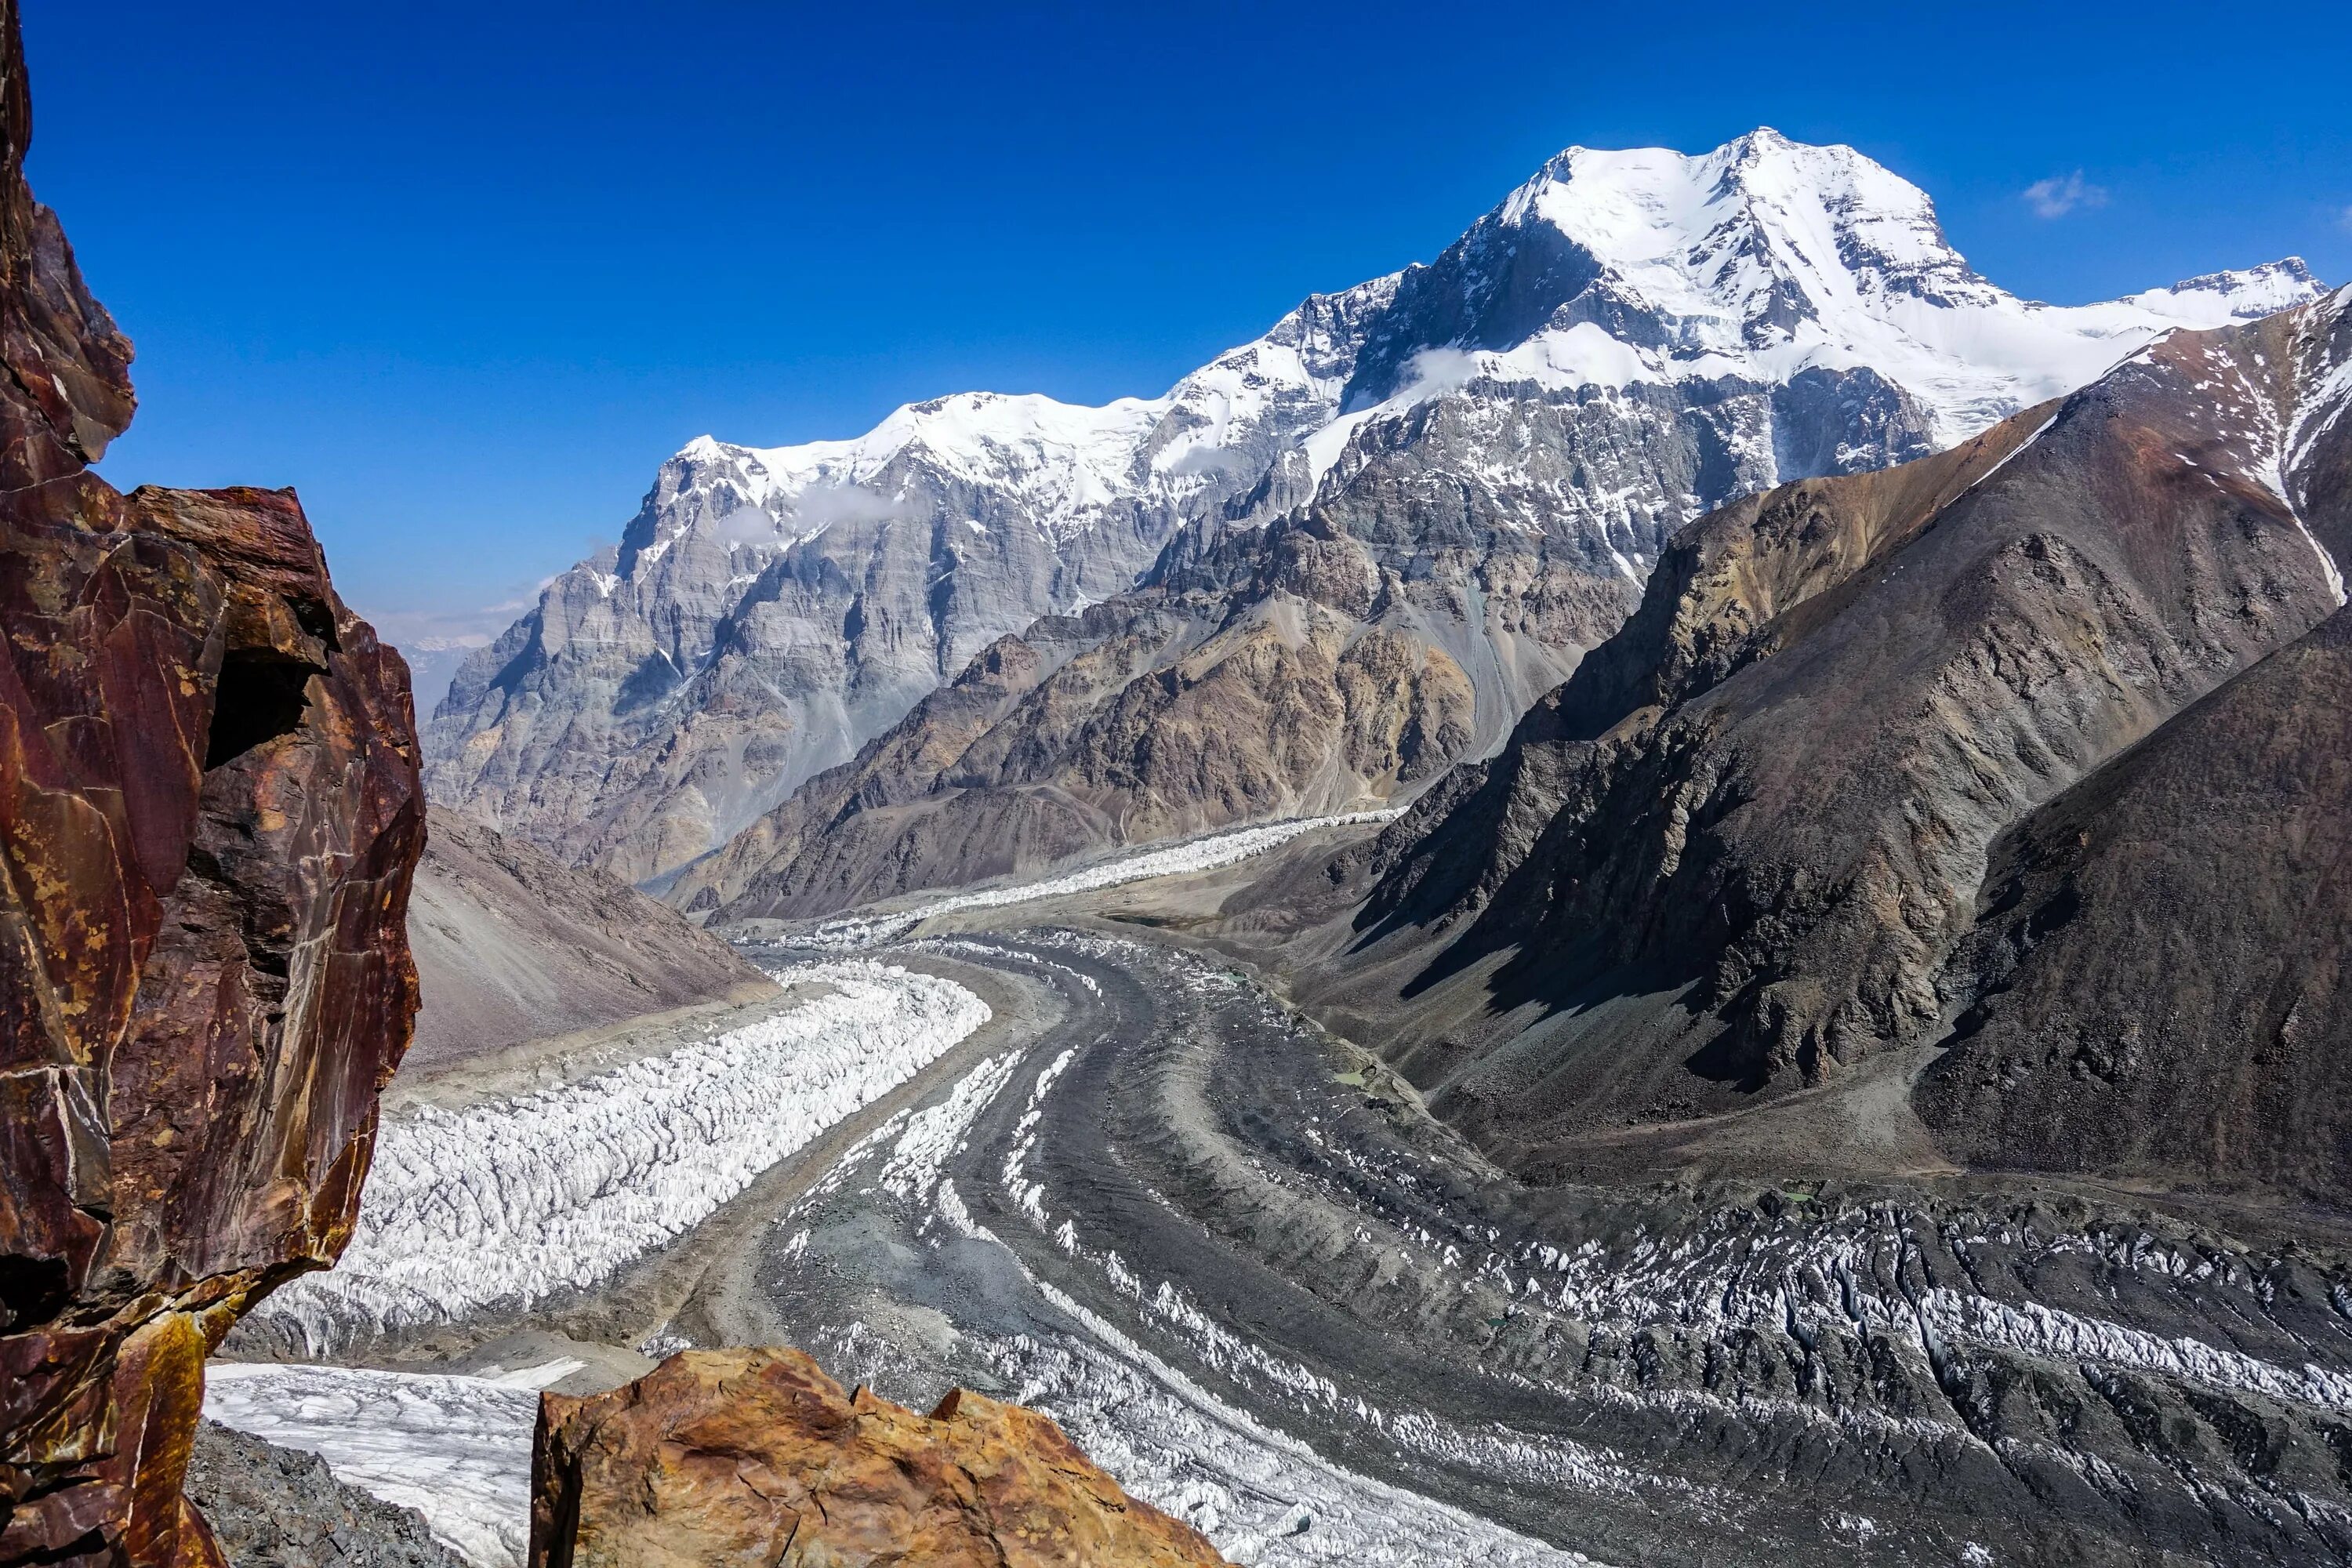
[251,960,990,1350]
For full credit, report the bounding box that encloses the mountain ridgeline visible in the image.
[1269,285,2352,1200]
[425,131,2317,898]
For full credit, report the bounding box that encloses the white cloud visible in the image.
[2022,171,2108,220]
[2339,204,2352,234]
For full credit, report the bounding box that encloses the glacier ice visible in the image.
[202,1360,569,1568]
[788,810,1401,951]
[252,960,989,1348]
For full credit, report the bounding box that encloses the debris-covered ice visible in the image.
[787,811,1400,950]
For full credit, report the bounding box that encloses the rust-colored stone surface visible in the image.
[532,1348,1232,1568]
[0,1,426,1561]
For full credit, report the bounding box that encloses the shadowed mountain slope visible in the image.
[405,811,775,1076]
[1266,288,2352,1196]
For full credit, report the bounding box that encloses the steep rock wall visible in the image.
[0,6,426,1563]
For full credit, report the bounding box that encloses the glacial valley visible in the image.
[206,829,2352,1568]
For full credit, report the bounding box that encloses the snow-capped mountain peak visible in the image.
[1502,129,1990,328]
[430,130,2325,887]
[1334,132,2325,452]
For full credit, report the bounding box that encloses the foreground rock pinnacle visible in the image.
[530,1348,1232,1567]
[0,0,426,1560]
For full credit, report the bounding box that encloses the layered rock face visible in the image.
[405,810,775,1076]
[426,286,1394,888]
[530,1348,1229,1568]
[679,476,1626,918]
[431,130,2314,891]
[1313,287,2352,1194]
[0,4,426,1562]
[1912,602,2352,1190]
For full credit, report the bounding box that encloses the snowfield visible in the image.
[786,810,1401,950]
[252,960,989,1349]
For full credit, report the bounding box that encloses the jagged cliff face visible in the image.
[425,285,1396,887]
[677,482,1621,919]
[430,129,2316,889]
[1309,288,2352,1195]
[0,5,426,1563]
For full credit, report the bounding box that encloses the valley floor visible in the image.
[207,829,2352,1568]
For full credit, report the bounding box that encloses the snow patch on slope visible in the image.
[782,810,1402,951]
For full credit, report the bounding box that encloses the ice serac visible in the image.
[0,4,426,1563]
[529,1348,1231,1568]
[1298,285,2352,1195]
[430,129,2316,894]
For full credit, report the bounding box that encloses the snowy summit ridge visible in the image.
[1335,129,2315,451]
[426,130,2323,886]
[622,129,2311,573]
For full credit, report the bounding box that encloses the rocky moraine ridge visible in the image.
[426,129,2318,901]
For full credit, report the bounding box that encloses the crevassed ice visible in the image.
[202,1361,567,1568]
[253,961,989,1350]
[793,810,1402,951]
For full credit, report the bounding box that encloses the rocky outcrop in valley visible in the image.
[185,1425,463,1568]
[529,1348,1230,1567]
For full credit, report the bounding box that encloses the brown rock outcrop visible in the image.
[531,1348,1230,1568]
[0,3,425,1563]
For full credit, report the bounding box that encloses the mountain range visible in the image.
[1256,280,2352,1198]
[424,129,2321,903]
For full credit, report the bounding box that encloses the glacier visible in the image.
[251,960,990,1349]
[782,808,1400,950]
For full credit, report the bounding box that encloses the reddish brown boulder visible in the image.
[532,1349,1232,1568]
[0,1,426,1563]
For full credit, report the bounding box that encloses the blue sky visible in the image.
[24,1,2352,653]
